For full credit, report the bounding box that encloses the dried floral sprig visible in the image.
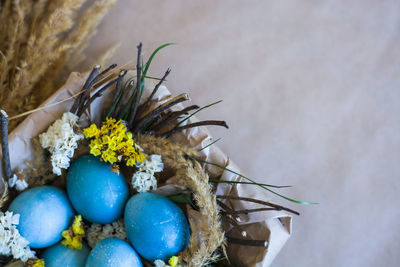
[131,154,164,192]
[8,173,28,191]
[61,215,85,250]
[39,112,83,176]
[83,117,146,167]
[29,258,45,267]
[0,211,35,262]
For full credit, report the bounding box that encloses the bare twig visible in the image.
[78,74,123,117]
[132,93,189,133]
[115,80,135,118]
[217,195,300,216]
[226,236,268,247]
[149,105,199,132]
[217,200,243,230]
[110,70,128,117]
[162,120,228,137]
[128,43,142,128]
[227,207,276,215]
[142,68,171,108]
[0,110,11,180]
[71,65,100,114]
[92,63,117,84]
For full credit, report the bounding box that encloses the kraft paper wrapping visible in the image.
[0,72,292,267]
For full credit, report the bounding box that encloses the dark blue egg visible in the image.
[124,192,191,261]
[85,238,142,267]
[67,155,129,224]
[42,242,90,267]
[8,186,74,248]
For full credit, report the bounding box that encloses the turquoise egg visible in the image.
[8,186,74,248]
[67,155,129,224]
[42,242,90,267]
[85,238,142,267]
[124,192,191,261]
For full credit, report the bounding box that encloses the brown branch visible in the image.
[149,105,199,133]
[107,70,127,118]
[78,75,122,117]
[226,236,268,247]
[228,208,276,214]
[114,80,135,118]
[0,110,11,180]
[142,68,171,108]
[162,120,228,137]
[71,65,100,114]
[132,93,189,133]
[92,63,117,84]
[216,195,300,216]
[128,43,142,128]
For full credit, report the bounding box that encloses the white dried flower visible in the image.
[131,154,163,193]
[131,171,157,193]
[39,112,83,176]
[8,174,28,191]
[154,259,169,267]
[137,154,164,174]
[0,211,35,262]
[86,219,127,248]
[154,259,183,267]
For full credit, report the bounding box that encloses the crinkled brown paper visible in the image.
[0,72,292,267]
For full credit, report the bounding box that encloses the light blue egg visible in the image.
[124,192,191,261]
[67,155,129,224]
[8,186,74,248]
[85,238,142,267]
[42,242,90,267]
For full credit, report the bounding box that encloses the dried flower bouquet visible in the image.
[0,43,313,267]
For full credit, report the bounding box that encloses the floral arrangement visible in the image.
[0,43,314,267]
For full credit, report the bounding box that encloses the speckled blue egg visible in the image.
[124,192,191,261]
[67,155,129,224]
[42,242,90,267]
[8,186,74,248]
[85,238,142,267]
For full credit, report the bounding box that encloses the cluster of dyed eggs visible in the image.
[7,155,190,267]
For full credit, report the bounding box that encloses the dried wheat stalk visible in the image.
[0,0,117,131]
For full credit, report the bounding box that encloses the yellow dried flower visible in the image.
[61,215,85,250]
[83,118,146,167]
[32,259,45,267]
[168,256,179,267]
[72,215,85,235]
[83,124,100,138]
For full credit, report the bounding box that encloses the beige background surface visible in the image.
[82,1,400,266]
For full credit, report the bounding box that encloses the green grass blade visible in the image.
[107,77,135,118]
[198,138,222,151]
[142,43,176,79]
[175,100,223,128]
[198,160,318,205]
[209,178,292,188]
[144,75,165,81]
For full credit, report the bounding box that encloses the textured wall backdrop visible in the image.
[83,1,400,266]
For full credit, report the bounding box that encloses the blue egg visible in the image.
[67,155,129,224]
[8,186,74,248]
[85,238,142,267]
[124,192,191,261]
[42,242,90,267]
